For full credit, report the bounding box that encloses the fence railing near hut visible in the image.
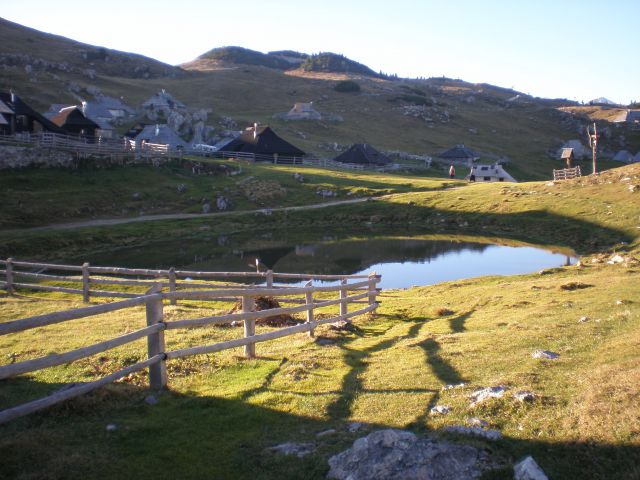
[553,165,581,181]
[0,259,380,424]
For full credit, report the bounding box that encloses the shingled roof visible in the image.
[438,144,479,161]
[50,106,100,130]
[134,124,187,148]
[217,124,305,157]
[0,91,65,134]
[333,143,391,166]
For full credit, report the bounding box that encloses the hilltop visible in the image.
[1,18,639,180]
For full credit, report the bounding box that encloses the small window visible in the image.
[498,177,504,182]
[484,177,491,181]
[481,166,488,171]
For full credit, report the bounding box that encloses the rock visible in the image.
[441,382,466,391]
[176,183,186,193]
[230,321,240,327]
[327,429,491,480]
[514,456,548,480]
[201,203,211,214]
[293,172,304,182]
[607,254,625,264]
[470,386,507,406]
[264,442,314,458]
[578,316,589,323]
[444,425,502,441]
[467,418,489,428]
[347,422,364,433]
[430,405,451,415]
[317,429,337,438]
[216,196,231,211]
[144,394,158,406]
[316,338,335,346]
[532,350,560,360]
[513,391,536,402]
[106,424,117,432]
[131,192,141,200]
[330,320,356,332]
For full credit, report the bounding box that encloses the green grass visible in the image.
[1,164,640,479]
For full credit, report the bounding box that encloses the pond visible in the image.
[69,230,577,290]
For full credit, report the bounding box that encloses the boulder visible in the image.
[327,429,491,480]
[514,456,548,480]
[470,386,507,406]
[532,350,559,360]
[264,442,314,458]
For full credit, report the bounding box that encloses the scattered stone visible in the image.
[442,382,466,391]
[317,188,338,198]
[216,195,231,211]
[532,350,560,360]
[467,417,489,428]
[230,320,240,327]
[106,424,117,432]
[264,442,315,458]
[131,192,141,199]
[144,394,158,406]
[608,254,625,264]
[327,429,492,480]
[176,183,186,193]
[559,281,591,291]
[578,316,589,323]
[616,299,630,305]
[201,203,211,214]
[513,391,536,402]
[430,405,451,415]
[316,338,335,346]
[347,422,364,433]
[444,425,502,441]
[317,429,337,438]
[470,386,507,406]
[330,320,356,332]
[514,456,548,480]
[293,172,305,182]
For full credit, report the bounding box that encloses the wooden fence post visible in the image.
[266,270,274,289]
[304,280,314,338]
[368,272,377,316]
[339,279,348,323]
[243,295,256,358]
[5,258,14,295]
[146,285,167,390]
[168,267,177,305]
[82,263,90,303]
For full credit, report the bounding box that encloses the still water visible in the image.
[72,231,577,290]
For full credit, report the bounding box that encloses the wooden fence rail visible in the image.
[553,165,582,181]
[0,260,381,424]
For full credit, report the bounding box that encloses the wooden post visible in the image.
[82,262,90,303]
[340,279,348,322]
[368,272,377,316]
[168,267,177,305]
[304,280,314,338]
[145,285,167,390]
[243,295,256,358]
[266,270,274,289]
[5,258,14,295]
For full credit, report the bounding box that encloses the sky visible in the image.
[2,0,639,104]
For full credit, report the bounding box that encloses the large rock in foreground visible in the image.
[327,429,491,480]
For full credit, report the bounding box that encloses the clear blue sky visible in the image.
[3,0,638,103]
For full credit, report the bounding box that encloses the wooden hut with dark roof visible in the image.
[437,144,479,166]
[217,124,305,162]
[50,106,100,137]
[333,143,391,167]
[0,91,65,135]
[560,147,575,168]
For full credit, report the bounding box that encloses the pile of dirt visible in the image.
[228,296,299,327]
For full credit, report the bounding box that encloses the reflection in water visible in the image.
[66,231,577,289]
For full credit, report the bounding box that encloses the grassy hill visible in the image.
[1,164,639,479]
[1,17,638,181]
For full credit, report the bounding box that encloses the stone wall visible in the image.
[0,145,75,169]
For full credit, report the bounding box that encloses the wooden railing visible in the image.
[553,165,582,181]
[0,265,380,424]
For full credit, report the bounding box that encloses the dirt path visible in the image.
[15,198,372,233]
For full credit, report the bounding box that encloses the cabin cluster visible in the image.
[0,88,516,180]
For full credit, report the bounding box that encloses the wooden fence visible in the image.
[0,260,380,424]
[553,165,582,181]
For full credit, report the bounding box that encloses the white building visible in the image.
[466,163,517,182]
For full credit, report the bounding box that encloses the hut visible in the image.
[0,91,65,135]
[466,163,516,183]
[333,143,392,167]
[50,106,100,137]
[216,124,305,161]
[560,147,575,168]
[285,102,322,120]
[0,98,13,135]
[613,150,634,163]
[437,144,479,166]
[142,89,185,110]
[134,124,187,149]
[626,111,640,123]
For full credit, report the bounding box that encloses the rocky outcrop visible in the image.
[327,429,492,480]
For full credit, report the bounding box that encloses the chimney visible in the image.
[10,89,15,103]
[253,122,258,140]
[155,124,160,136]
[81,101,87,115]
